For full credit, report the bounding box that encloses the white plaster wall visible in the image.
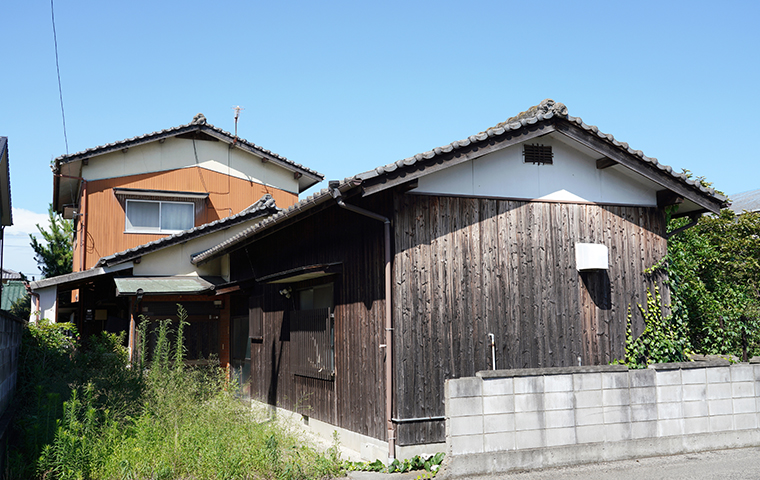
[35,286,58,322]
[81,137,299,193]
[415,134,659,206]
[132,222,253,278]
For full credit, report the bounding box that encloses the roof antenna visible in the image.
[232,106,244,143]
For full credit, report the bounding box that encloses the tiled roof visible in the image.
[97,194,280,267]
[728,188,760,213]
[192,99,729,265]
[52,114,323,180]
[1,268,22,281]
[358,99,725,201]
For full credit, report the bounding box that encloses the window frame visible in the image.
[124,198,195,234]
[290,282,335,381]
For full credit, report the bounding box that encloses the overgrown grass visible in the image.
[10,307,343,480]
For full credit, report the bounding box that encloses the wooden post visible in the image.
[128,297,136,363]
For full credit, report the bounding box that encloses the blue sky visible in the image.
[1,1,758,278]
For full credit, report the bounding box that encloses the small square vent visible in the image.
[523,144,553,165]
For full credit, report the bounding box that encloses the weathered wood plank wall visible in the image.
[392,194,667,445]
[232,195,390,441]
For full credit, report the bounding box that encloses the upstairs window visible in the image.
[125,199,194,233]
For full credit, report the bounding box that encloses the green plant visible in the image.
[344,452,445,476]
[621,285,690,368]
[29,204,74,278]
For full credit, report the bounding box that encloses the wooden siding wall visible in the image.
[392,194,667,445]
[232,196,390,441]
[73,167,298,270]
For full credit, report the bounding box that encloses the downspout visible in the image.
[329,181,395,461]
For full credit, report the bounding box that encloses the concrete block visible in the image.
[514,376,544,394]
[631,420,657,439]
[448,377,483,398]
[683,416,710,435]
[682,400,708,418]
[450,416,484,436]
[681,368,707,385]
[657,418,683,437]
[656,385,682,403]
[483,394,515,415]
[602,388,630,406]
[732,382,755,398]
[602,372,630,389]
[515,393,542,412]
[574,389,602,409]
[545,409,575,428]
[706,366,730,384]
[573,372,602,391]
[484,432,515,452]
[605,423,631,442]
[545,374,573,392]
[629,369,656,388]
[707,382,732,400]
[603,405,631,424]
[575,407,604,426]
[544,391,574,411]
[450,434,484,455]
[630,386,656,404]
[731,364,754,382]
[515,411,544,431]
[709,414,734,432]
[449,396,483,417]
[733,397,756,414]
[575,424,607,444]
[682,384,707,402]
[655,370,682,386]
[515,428,544,449]
[545,427,577,447]
[630,403,657,422]
[483,413,515,433]
[483,378,514,396]
[657,402,683,420]
[708,398,733,416]
[734,413,758,430]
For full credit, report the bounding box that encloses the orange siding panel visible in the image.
[74,167,298,271]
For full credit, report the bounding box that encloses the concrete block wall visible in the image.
[443,363,760,477]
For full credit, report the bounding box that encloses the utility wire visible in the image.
[50,0,69,154]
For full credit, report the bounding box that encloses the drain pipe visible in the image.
[329,181,395,461]
[488,333,496,370]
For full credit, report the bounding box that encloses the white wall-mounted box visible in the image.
[575,243,609,271]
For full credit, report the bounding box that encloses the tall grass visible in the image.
[11,307,342,480]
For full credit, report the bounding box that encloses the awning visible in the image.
[256,263,342,284]
[114,276,224,296]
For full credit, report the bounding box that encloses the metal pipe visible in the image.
[392,416,445,424]
[488,333,496,370]
[330,183,395,461]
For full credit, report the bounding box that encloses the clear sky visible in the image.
[1,0,758,278]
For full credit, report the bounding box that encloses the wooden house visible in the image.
[190,100,727,459]
[30,115,323,366]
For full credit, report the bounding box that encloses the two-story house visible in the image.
[31,114,323,366]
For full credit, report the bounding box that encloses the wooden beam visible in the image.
[657,189,684,208]
[596,157,617,169]
[362,123,556,197]
[554,121,723,214]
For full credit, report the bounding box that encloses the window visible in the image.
[125,199,194,233]
[290,284,334,380]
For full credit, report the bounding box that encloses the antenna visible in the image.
[232,106,244,139]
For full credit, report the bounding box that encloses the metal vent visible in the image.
[523,144,553,165]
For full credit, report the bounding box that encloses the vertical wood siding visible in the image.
[73,167,298,270]
[392,194,667,445]
[236,195,390,441]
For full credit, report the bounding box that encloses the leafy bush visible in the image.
[15,305,343,480]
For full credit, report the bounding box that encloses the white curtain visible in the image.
[126,201,160,230]
[161,202,194,231]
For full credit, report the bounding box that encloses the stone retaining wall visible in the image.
[443,362,760,477]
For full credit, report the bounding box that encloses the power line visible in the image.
[50,0,69,154]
